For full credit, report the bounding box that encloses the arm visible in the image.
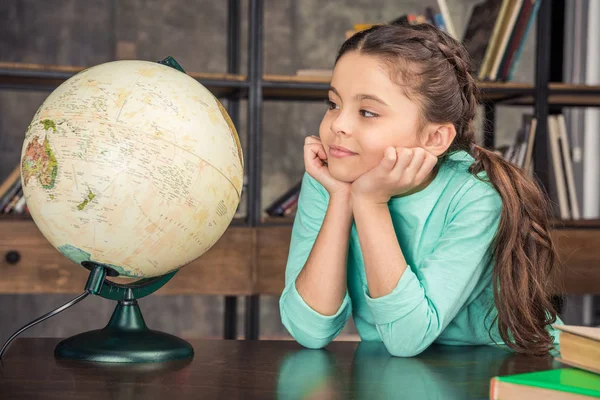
[353,184,501,357]
[279,172,353,349]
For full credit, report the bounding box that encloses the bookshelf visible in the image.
[5,62,600,105]
[2,0,600,340]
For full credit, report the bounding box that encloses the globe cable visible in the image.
[0,265,108,361]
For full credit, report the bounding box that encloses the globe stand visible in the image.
[48,261,193,363]
[55,288,193,363]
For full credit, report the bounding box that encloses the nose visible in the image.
[330,111,352,136]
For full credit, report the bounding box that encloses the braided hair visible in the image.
[335,23,559,356]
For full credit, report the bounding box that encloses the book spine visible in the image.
[498,0,534,80]
[507,0,541,81]
[0,178,22,211]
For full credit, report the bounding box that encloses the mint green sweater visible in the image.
[279,150,560,357]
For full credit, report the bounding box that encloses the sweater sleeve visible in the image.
[279,172,352,349]
[363,182,502,357]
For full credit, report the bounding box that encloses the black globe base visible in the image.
[55,290,194,363]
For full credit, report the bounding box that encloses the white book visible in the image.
[436,0,458,39]
[557,114,581,220]
[548,115,570,220]
[13,195,26,214]
[523,117,537,174]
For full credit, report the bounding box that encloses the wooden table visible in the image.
[0,338,561,399]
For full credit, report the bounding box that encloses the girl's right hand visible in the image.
[304,135,351,197]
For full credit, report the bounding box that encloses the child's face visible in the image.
[319,51,423,183]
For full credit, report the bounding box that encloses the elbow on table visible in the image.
[284,323,335,350]
[281,316,335,350]
[382,338,428,358]
[378,326,437,358]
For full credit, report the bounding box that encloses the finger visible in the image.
[378,147,397,172]
[305,135,322,145]
[414,152,438,183]
[316,145,328,163]
[402,148,427,177]
[305,145,325,162]
[391,147,413,176]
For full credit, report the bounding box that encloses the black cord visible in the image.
[0,291,89,360]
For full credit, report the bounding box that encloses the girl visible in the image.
[279,23,560,357]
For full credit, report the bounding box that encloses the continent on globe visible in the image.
[21,135,58,190]
[41,119,57,132]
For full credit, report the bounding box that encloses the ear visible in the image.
[421,123,456,156]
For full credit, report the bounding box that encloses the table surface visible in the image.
[0,338,561,399]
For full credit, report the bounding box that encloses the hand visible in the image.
[351,147,438,205]
[304,135,351,196]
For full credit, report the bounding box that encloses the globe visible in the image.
[20,59,244,279]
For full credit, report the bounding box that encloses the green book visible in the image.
[490,368,600,399]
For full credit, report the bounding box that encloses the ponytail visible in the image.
[470,145,559,356]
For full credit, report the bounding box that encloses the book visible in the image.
[490,368,600,399]
[478,0,513,80]
[265,180,302,217]
[556,114,581,220]
[548,115,570,220]
[0,174,22,212]
[554,325,600,375]
[522,115,537,173]
[435,0,457,39]
[462,0,505,75]
[488,0,524,81]
[498,0,540,81]
[0,165,20,200]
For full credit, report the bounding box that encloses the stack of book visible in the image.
[265,180,302,218]
[296,1,456,78]
[494,114,537,172]
[0,166,27,215]
[490,325,600,399]
[463,0,540,82]
[494,113,580,221]
[343,0,456,40]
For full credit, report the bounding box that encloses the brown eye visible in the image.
[326,99,339,110]
[360,109,378,118]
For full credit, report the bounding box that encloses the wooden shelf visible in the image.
[0,219,255,296]
[2,219,599,296]
[552,218,600,229]
[262,74,535,102]
[260,215,295,226]
[3,62,600,106]
[0,213,32,221]
[0,62,247,97]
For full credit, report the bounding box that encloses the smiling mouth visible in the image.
[329,145,357,158]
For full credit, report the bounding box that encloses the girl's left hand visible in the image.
[351,147,438,205]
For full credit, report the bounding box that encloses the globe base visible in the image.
[55,294,194,363]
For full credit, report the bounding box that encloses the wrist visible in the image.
[328,190,353,218]
[351,192,389,209]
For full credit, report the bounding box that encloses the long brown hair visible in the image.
[337,23,559,356]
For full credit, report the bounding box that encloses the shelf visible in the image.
[552,218,600,229]
[262,74,536,103]
[0,213,32,221]
[3,62,600,106]
[505,83,600,107]
[0,62,248,97]
[1,218,599,295]
[260,215,295,226]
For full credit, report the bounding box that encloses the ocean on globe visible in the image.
[20,60,244,279]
